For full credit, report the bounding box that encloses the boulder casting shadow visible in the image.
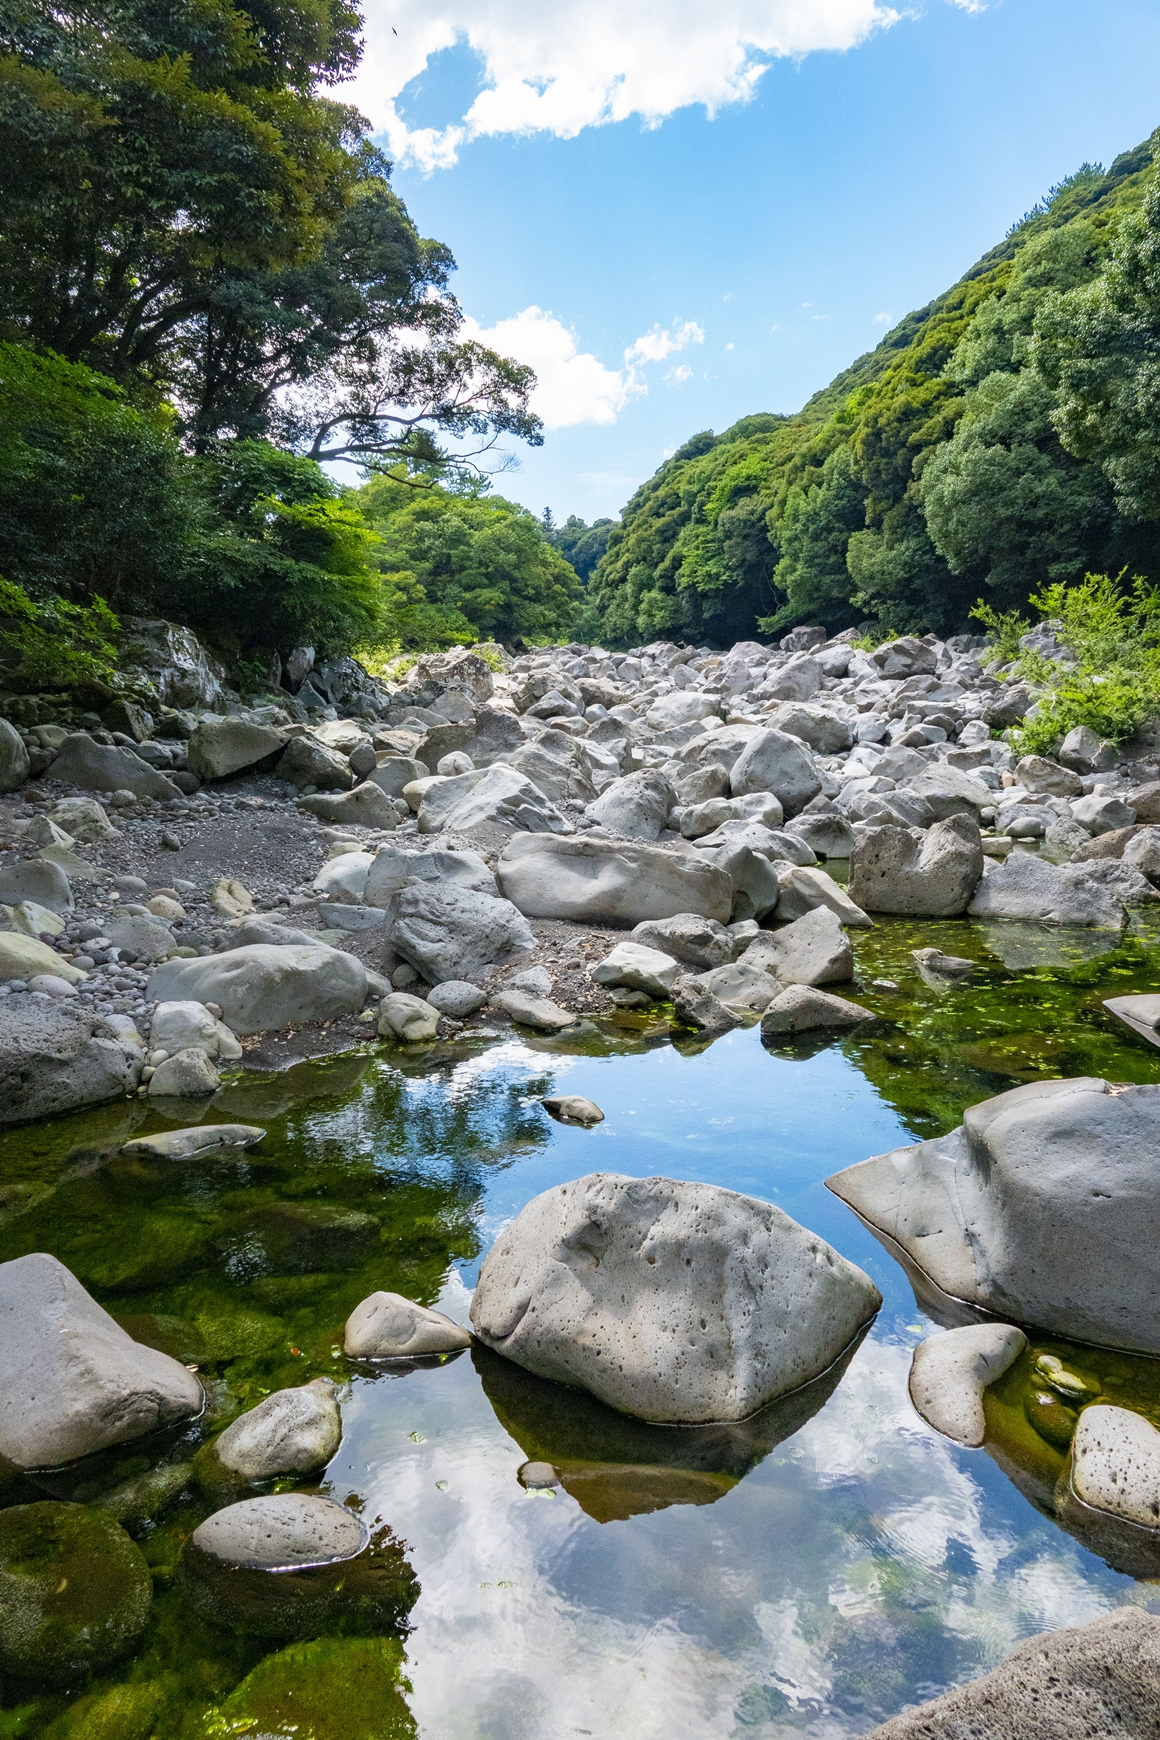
[472,1328,867,1523]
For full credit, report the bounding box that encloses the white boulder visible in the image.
[729,729,821,816]
[1070,1405,1160,1529]
[848,816,984,916]
[497,835,733,925]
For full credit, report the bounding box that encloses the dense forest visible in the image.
[587,134,1160,646]
[3,0,1160,675]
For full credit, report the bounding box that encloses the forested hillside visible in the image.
[588,134,1160,647]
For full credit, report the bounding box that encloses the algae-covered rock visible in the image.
[204,1636,416,1738]
[217,1201,380,1276]
[0,1502,152,1680]
[95,1463,194,1534]
[39,1680,171,1740]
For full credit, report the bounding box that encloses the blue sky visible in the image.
[346,0,1160,525]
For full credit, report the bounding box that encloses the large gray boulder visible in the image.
[0,995,143,1124]
[0,1253,202,1467]
[767,703,852,754]
[729,729,821,816]
[691,958,781,1013]
[212,1379,341,1479]
[905,763,992,820]
[872,636,936,679]
[827,1077,1160,1354]
[119,617,228,710]
[0,858,73,913]
[148,943,367,1035]
[785,808,856,860]
[757,653,823,701]
[0,718,30,792]
[49,734,181,800]
[862,1609,1160,1739]
[772,864,872,927]
[471,1173,880,1423]
[967,852,1127,928]
[848,815,984,916]
[590,941,682,997]
[710,841,782,921]
[631,913,735,970]
[186,718,286,782]
[743,906,854,986]
[644,691,720,731]
[386,882,534,983]
[365,845,496,906]
[297,782,399,827]
[497,834,733,925]
[278,735,355,791]
[417,763,568,834]
[586,770,675,841]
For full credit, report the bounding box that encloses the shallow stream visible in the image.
[5,912,1160,1738]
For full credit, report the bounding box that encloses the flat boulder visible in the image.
[121,1124,264,1160]
[148,943,367,1035]
[0,1253,202,1467]
[967,851,1127,928]
[497,835,732,925]
[848,815,984,916]
[907,1324,1027,1447]
[760,984,873,1035]
[297,782,399,828]
[631,913,735,970]
[344,1292,472,1359]
[862,1609,1160,1739]
[386,883,534,983]
[470,1172,881,1423]
[1070,1405,1160,1530]
[418,763,568,834]
[191,1494,366,1571]
[826,1077,1160,1354]
[492,987,577,1031]
[187,718,285,781]
[47,734,181,800]
[0,995,142,1124]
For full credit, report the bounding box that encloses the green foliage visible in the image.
[358,478,580,649]
[544,514,614,581]
[0,576,121,696]
[971,572,1160,752]
[586,138,1160,648]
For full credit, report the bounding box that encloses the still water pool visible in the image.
[5,914,1160,1737]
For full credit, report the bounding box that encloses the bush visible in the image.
[0,576,121,697]
[971,572,1160,752]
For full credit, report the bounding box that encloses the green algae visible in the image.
[0,1504,153,1682]
[203,1636,415,1739]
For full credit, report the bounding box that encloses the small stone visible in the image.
[519,1461,558,1490]
[147,1047,221,1097]
[542,1095,604,1125]
[26,974,78,998]
[390,963,418,988]
[492,988,577,1032]
[907,1324,1027,1447]
[506,964,552,996]
[344,1292,473,1358]
[426,980,487,1017]
[377,992,439,1042]
[161,831,181,850]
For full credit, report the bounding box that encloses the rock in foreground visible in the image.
[0,995,143,1126]
[148,943,367,1035]
[863,1608,1160,1738]
[0,1503,153,1680]
[470,1173,880,1423]
[826,1078,1160,1355]
[0,1253,202,1467]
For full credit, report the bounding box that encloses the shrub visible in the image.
[0,576,121,696]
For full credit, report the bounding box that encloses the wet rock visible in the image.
[0,995,142,1123]
[967,852,1127,928]
[386,883,535,983]
[590,941,681,997]
[148,943,367,1035]
[913,945,975,978]
[377,991,440,1041]
[471,1172,881,1423]
[0,1503,152,1681]
[497,834,733,925]
[848,815,984,916]
[48,734,181,800]
[669,977,740,1034]
[863,1608,1160,1739]
[344,1292,473,1358]
[729,728,821,816]
[586,769,676,840]
[826,1077,1160,1355]
[0,858,73,913]
[121,1123,265,1160]
[743,906,854,987]
[542,1095,605,1126]
[279,735,355,792]
[187,718,286,781]
[148,1046,220,1097]
[205,1637,413,1732]
[1070,1405,1160,1529]
[297,781,399,828]
[192,1493,366,1570]
[631,913,736,970]
[0,1253,202,1466]
[425,980,486,1017]
[96,1462,194,1533]
[0,718,30,791]
[760,984,874,1035]
[907,1323,1027,1446]
[211,1379,342,1479]
[492,987,577,1032]
[223,1201,380,1275]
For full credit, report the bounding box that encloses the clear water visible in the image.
[4,913,1160,1737]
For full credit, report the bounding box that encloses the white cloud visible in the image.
[353,0,902,169]
[461,307,704,428]
[873,310,893,323]
[666,364,694,383]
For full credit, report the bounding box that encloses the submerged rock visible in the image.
[344,1291,473,1359]
[121,1123,265,1161]
[827,1078,1160,1355]
[907,1324,1027,1447]
[863,1608,1160,1738]
[470,1172,881,1423]
[205,1636,415,1734]
[0,1502,153,1681]
[0,1253,202,1467]
[542,1095,605,1126]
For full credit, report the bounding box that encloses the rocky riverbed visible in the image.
[4,622,1160,1735]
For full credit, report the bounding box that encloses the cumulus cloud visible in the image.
[352,0,902,169]
[461,308,703,428]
